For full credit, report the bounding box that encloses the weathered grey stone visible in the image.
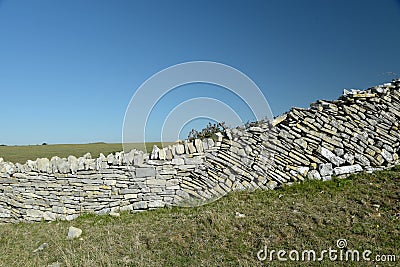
[95,208,110,215]
[333,164,363,175]
[67,156,78,173]
[66,215,79,222]
[67,226,82,239]
[136,167,156,178]
[33,242,48,253]
[119,188,140,194]
[43,211,57,221]
[159,168,177,175]
[150,145,160,160]
[77,156,86,171]
[202,139,209,150]
[322,176,332,181]
[249,126,263,132]
[158,148,166,160]
[83,159,95,170]
[187,142,196,154]
[207,138,215,148]
[122,151,133,164]
[307,170,321,180]
[343,153,355,164]
[57,158,70,173]
[175,144,185,154]
[104,180,117,186]
[26,209,44,218]
[237,148,246,157]
[171,158,184,165]
[165,148,173,160]
[133,154,144,166]
[294,138,308,149]
[178,165,196,171]
[194,139,204,152]
[279,129,295,139]
[0,162,16,175]
[320,147,345,166]
[225,128,233,140]
[133,201,148,209]
[37,158,50,173]
[355,153,370,166]
[288,151,310,166]
[107,153,115,164]
[265,180,277,190]
[334,148,345,157]
[296,166,309,176]
[214,132,223,142]
[184,157,203,165]
[381,149,393,163]
[148,200,165,208]
[83,152,91,159]
[245,145,252,155]
[120,204,133,211]
[109,211,120,217]
[319,163,333,176]
[124,193,138,199]
[271,113,287,126]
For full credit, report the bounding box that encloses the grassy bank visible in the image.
[0,167,399,266]
[0,142,172,164]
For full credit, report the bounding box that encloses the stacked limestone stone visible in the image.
[0,138,225,223]
[0,79,399,223]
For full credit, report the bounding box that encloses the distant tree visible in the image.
[42,142,48,146]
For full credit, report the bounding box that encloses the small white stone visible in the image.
[33,242,48,253]
[235,212,245,218]
[66,214,79,221]
[67,226,82,239]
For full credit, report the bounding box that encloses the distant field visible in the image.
[0,142,173,164]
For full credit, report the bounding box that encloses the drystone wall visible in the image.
[1,79,400,223]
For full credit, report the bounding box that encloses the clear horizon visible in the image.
[1,0,399,145]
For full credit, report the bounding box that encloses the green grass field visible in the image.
[0,142,173,164]
[0,166,398,266]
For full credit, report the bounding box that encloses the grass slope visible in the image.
[0,167,399,266]
[0,142,172,164]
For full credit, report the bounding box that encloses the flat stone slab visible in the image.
[333,164,363,176]
[135,167,156,178]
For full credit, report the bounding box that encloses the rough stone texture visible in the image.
[0,79,400,223]
[67,226,82,239]
[333,164,363,176]
[307,170,322,180]
[319,163,333,176]
[136,167,156,178]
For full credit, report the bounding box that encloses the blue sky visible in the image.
[0,0,399,145]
